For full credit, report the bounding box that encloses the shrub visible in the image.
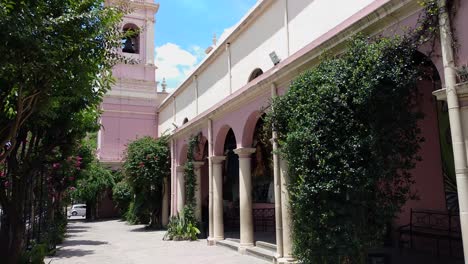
[123,136,170,228]
[163,135,201,241]
[267,36,426,262]
[164,206,200,241]
[19,242,47,264]
[112,180,133,216]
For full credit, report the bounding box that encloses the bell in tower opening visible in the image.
[122,24,140,54]
[123,37,135,53]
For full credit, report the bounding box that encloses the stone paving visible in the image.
[46,220,268,264]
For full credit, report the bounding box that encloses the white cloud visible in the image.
[155,43,204,91]
[218,25,236,44]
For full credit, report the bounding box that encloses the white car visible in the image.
[69,204,86,217]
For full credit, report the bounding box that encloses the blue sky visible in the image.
[154,0,257,91]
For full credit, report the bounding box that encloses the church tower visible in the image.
[98,0,168,167]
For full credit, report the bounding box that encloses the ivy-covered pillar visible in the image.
[234,148,256,248]
[176,165,185,213]
[211,156,226,241]
[162,176,169,226]
[278,158,294,263]
[170,139,176,216]
[193,161,205,221]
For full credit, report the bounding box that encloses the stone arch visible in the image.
[122,23,140,54]
[241,110,265,148]
[178,143,188,165]
[214,125,238,156]
[416,46,444,84]
[396,50,453,228]
[248,68,264,83]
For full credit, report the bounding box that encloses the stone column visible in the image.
[278,158,294,263]
[193,161,205,221]
[438,0,468,261]
[170,139,176,216]
[271,83,284,259]
[161,176,169,226]
[176,165,185,213]
[234,148,256,248]
[208,119,214,244]
[211,156,226,241]
[271,136,284,258]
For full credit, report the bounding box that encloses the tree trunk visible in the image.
[0,203,26,264]
[86,202,96,221]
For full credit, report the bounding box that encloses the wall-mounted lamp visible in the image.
[269,51,281,66]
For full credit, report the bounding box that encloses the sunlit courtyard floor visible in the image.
[46,220,268,264]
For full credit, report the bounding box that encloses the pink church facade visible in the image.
[100,0,468,263]
[98,0,168,167]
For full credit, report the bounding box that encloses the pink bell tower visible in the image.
[98,0,168,167]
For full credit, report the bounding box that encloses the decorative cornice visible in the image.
[102,110,156,116]
[130,0,160,13]
[433,82,468,101]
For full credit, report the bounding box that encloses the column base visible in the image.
[275,257,297,264]
[238,243,254,254]
[207,237,216,246]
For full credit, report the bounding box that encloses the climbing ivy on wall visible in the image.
[164,135,200,241]
[185,135,198,209]
[265,1,442,262]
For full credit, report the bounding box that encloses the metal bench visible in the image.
[398,209,461,256]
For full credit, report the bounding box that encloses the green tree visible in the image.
[0,0,125,164]
[0,0,125,262]
[267,36,427,263]
[112,179,133,217]
[123,136,171,228]
[73,162,115,221]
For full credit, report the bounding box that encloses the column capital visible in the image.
[193,161,205,169]
[209,156,226,164]
[176,165,185,172]
[234,147,256,158]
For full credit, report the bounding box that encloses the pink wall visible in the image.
[99,97,157,162]
[397,80,446,226]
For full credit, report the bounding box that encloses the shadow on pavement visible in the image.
[66,225,90,230]
[53,248,95,259]
[66,229,88,234]
[62,240,109,246]
[129,226,166,233]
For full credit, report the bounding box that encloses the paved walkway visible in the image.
[46,220,267,264]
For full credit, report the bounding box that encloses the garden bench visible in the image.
[398,209,461,256]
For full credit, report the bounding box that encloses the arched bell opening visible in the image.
[122,23,140,54]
